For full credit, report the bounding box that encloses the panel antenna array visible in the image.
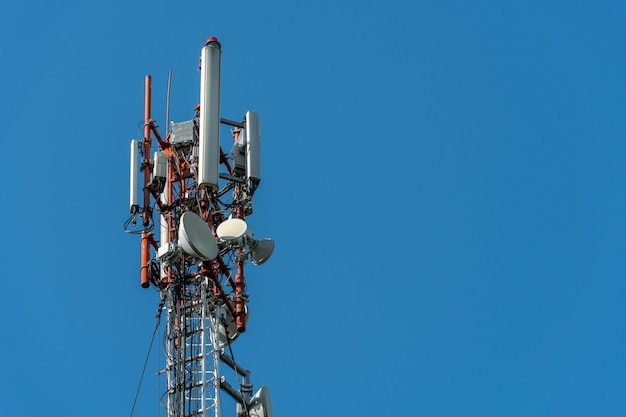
[124,37,274,417]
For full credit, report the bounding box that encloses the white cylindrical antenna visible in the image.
[245,111,261,184]
[129,139,140,213]
[198,37,221,191]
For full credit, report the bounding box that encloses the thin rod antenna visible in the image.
[165,70,172,137]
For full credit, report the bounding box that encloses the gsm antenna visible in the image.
[124,37,274,417]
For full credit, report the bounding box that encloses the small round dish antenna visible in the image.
[178,211,219,261]
[214,304,246,348]
[237,385,273,417]
[216,218,248,241]
[251,238,275,265]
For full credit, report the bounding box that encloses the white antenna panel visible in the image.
[129,139,140,213]
[152,151,168,193]
[245,111,261,184]
[153,150,167,179]
[159,175,169,280]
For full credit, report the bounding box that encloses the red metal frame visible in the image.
[138,73,247,332]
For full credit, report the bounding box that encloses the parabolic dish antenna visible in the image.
[214,304,246,348]
[251,238,275,266]
[216,217,248,241]
[237,385,273,417]
[178,211,219,261]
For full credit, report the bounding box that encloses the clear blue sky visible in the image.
[1,1,625,416]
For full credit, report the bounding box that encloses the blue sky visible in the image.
[1,0,626,416]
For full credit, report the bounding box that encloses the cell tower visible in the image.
[125,37,274,417]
